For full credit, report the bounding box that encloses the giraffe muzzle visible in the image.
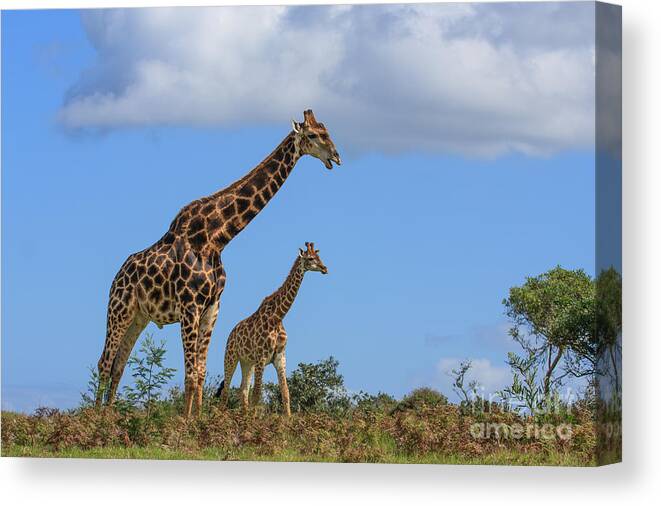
[325,153,342,170]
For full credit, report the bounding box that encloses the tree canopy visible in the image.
[503,266,595,398]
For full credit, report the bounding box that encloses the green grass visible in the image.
[2,444,593,466]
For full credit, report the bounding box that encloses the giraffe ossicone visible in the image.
[96,110,341,418]
[217,243,329,416]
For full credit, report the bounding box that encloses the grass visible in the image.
[1,403,598,466]
[2,444,592,466]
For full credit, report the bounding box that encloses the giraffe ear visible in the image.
[299,248,305,257]
[292,120,301,134]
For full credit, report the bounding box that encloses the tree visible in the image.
[503,266,595,402]
[122,335,176,421]
[449,359,479,405]
[80,366,102,408]
[500,348,544,415]
[595,267,622,392]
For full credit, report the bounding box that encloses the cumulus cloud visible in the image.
[437,357,511,399]
[59,3,596,157]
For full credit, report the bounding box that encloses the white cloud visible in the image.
[59,3,596,157]
[437,357,511,399]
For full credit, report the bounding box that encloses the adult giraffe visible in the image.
[96,110,341,417]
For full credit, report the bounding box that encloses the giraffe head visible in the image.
[298,242,328,274]
[292,109,341,170]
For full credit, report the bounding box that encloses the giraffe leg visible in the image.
[97,294,137,406]
[250,364,265,408]
[108,315,148,404]
[194,301,219,415]
[220,340,238,408]
[180,311,201,418]
[239,361,254,412]
[273,351,291,416]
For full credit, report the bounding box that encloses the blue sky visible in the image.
[1,5,597,412]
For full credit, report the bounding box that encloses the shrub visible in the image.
[394,387,448,413]
[80,366,102,408]
[353,391,397,413]
[263,356,352,415]
[122,335,176,420]
[1,402,596,465]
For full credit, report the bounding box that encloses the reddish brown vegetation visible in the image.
[2,403,596,464]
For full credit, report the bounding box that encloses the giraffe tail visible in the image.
[214,379,225,399]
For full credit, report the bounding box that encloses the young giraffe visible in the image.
[217,242,328,416]
[96,110,341,418]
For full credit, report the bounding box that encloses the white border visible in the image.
[2,0,660,505]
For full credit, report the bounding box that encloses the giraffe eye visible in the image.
[307,133,319,140]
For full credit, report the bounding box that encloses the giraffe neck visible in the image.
[207,131,303,252]
[265,257,306,320]
[168,131,304,254]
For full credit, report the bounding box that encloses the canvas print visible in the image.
[1,2,621,465]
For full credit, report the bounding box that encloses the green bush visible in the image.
[394,387,449,413]
[353,391,398,413]
[263,356,352,415]
[122,335,176,419]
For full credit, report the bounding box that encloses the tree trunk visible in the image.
[543,345,564,398]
